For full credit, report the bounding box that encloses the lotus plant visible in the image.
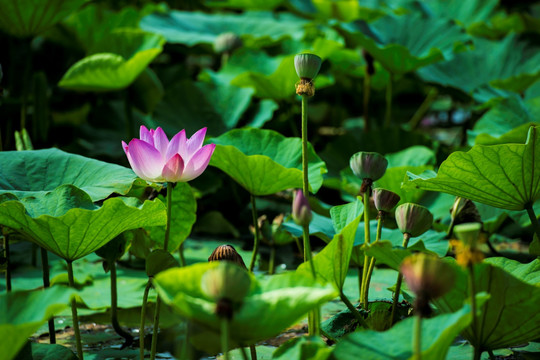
[122,125,215,360]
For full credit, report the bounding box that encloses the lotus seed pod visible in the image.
[454,222,482,248]
[349,151,388,181]
[373,188,400,213]
[401,253,455,301]
[208,244,247,270]
[292,189,312,227]
[395,203,433,237]
[213,32,243,53]
[201,262,251,303]
[294,53,322,80]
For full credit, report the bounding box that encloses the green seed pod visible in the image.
[349,151,388,181]
[213,32,243,54]
[373,188,400,213]
[294,53,322,80]
[201,262,251,303]
[454,222,482,248]
[395,203,433,237]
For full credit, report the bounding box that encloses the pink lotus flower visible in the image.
[122,126,215,183]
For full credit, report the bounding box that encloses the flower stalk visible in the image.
[139,281,152,360]
[248,194,260,272]
[40,247,55,343]
[413,314,422,360]
[390,232,411,324]
[67,261,83,360]
[221,318,230,360]
[360,188,372,309]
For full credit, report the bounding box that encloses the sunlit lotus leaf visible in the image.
[405,126,540,211]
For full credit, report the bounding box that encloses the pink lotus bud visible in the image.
[395,203,433,237]
[373,188,401,213]
[122,126,215,183]
[292,189,312,227]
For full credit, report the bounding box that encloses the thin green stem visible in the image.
[413,315,422,360]
[390,233,411,325]
[178,243,186,267]
[110,261,133,346]
[365,213,384,298]
[221,318,230,360]
[150,296,162,360]
[248,194,260,272]
[269,244,276,275]
[301,95,309,196]
[361,189,372,308]
[469,263,479,358]
[40,248,55,343]
[240,346,249,360]
[363,72,371,132]
[67,261,83,360]
[340,292,370,329]
[250,344,257,360]
[384,73,393,128]
[409,88,438,130]
[3,227,11,292]
[525,203,540,242]
[164,182,173,252]
[139,281,152,360]
[303,224,316,278]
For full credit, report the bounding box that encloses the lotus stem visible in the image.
[139,281,152,360]
[149,297,162,360]
[384,73,393,128]
[40,247,55,343]
[469,263,480,359]
[365,212,384,302]
[340,291,370,329]
[240,346,249,360]
[363,72,371,132]
[390,233,411,325]
[413,315,422,360]
[3,227,11,292]
[67,261,83,360]
[409,88,438,130]
[248,194,260,272]
[110,261,133,347]
[178,243,186,267]
[525,203,540,243]
[250,344,257,360]
[361,189,372,309]
[221,318,230,360]
[269,244,276,275]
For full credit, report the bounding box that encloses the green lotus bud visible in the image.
[208,244,247,270]
[395,203,433,237]
[373,188,400,213]
[213,32,243,54]
[401,253,455,316]
[454,222,482,248]
[294,53,322,80]
[201,262,251,303]
[292,189,312,227]
[349,152,388,182]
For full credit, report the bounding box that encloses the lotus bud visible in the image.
[401,253,455,316]
[373,188,400,213]
[208,244,248,270]
[294,53,321,97]
[292,189,312,227]
[395,203,433,237]
[201,262,251,318]
[349,151,388,183]
[213,32,243,54]
[450,197,481,225]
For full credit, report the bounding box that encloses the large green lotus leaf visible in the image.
[310,0,387,22]
[297,215,361,291]
[339,13,470,74]
[421,0,498,28]
[15,342,78,360]
[272,336,331,360]
[0,148,139,202]
[332,301,475,360]
[468,95,540,145]
[0,186,166,261]
[210,128,327,195]
[147,182,197,252]
[418,35,540,101]
[434,258,540,350]
[154,262,338,344]
[405,126,540,211]
[58,30,165,91]
[282,211,335,243]
[139,10,308,47]
[364,240,444,271]
[0,0,87,38]
[0,286,75,360]
[205,0,284,10]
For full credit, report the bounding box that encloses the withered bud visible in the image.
[373,188,401,213]
[208,244,247,270]
[395,203,433,237]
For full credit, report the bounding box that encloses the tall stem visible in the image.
[3,228,11,292]
[221,318,230,360]
[139,281,152,360]
[340,292,370,329]
[365,213,384,300]
[384,73,393,128]
[469,263,479,358]
[525,204,540,242]
[413,315,422,360]
[361,188,372,308]
[390,233,411,325]
[67,261,83,360]
[150,297,162,360]
[178,243,186,267]
[250,345,257,360]
[248,194,260,272]
[110,261,133,346]
[301,95,309,196]
[40,248,55,343]
[363,73,371,132]
[269,244,276,275]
